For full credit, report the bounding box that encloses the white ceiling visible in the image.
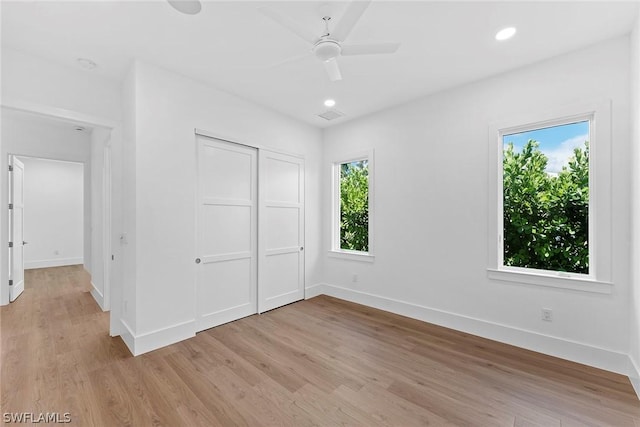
[2,1,638,128]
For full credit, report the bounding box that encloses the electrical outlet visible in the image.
[352,274,359,283]
[541,308,553,322]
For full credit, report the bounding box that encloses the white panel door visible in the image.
[196,137,257,331]
[9,156,25,302]
[258,150,304,313]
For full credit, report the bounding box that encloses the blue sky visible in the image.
[503,121,589,174]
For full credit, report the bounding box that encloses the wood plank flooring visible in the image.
[2,265,640,426]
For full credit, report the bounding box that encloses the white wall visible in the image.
[120,60,323,354]
[321,37,632,374]
[20,157,84,269]
[629,10,640,395]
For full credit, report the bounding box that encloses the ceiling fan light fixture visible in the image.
[314,40,341,62]
[495,27,517,41]
[259,0,398,82]
[167,0,202,15]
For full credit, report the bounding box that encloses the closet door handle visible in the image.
[300,247,304,251]
[195,258,201,264]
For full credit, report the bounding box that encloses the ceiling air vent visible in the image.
[317,110,344,121]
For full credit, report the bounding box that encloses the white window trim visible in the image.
[487,99,612,294]
[330,150,375,262]
[499,114,594,280]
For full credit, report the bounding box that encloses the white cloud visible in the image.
[543,134,588,174]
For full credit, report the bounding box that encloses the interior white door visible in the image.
[196,136,258,331]
[9,156,25,302]
[258,150,305,313]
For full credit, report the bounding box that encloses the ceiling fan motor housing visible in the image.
[314,40,341,62]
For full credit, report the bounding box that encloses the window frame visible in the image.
[487,100,612,294]
[329,150,375,262]
[499,116,594,279]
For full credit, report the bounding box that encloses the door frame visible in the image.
[102,143,112,310]
[7,154,86,290]
[0,100,121,336]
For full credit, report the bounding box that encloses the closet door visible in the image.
[196,136,257,331]
[258,150,305,313]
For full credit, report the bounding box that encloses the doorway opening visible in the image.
[9,156,85,302]
[2,108,113,319]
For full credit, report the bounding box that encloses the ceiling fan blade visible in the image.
[258,7,320,45]
[323,58,342,82]
[330,0,372,42]
[341,42,400,56]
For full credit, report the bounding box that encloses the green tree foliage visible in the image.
[340,160,369,251]
[503,140,589,274]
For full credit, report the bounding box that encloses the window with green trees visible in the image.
[502,120,590,275]
[339,159,369,252]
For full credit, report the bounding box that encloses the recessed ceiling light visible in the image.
[77,58,97,70]
[324,99,336,108]
[167,0,201,15]
[495,27,517,41]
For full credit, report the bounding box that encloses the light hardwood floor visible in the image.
[2,265,640,426]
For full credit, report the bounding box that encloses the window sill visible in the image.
[486,268,612,294]
[328,250,375,263]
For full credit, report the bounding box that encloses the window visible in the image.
[502,120,590,276]
[487,100,612,293]
[331,151,374,261]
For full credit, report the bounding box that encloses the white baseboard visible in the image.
[110,317,123,338]
[315,283,632,376]
[629,356,640,400]
[120,319,136,356]
[135,320,196,355]
[118,318,196,356]
[25,257,83,269]
[90,281,106,311]
[305,283,326,299]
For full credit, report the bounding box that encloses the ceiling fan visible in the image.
[167,0,201,15]
[259,0,400,82]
